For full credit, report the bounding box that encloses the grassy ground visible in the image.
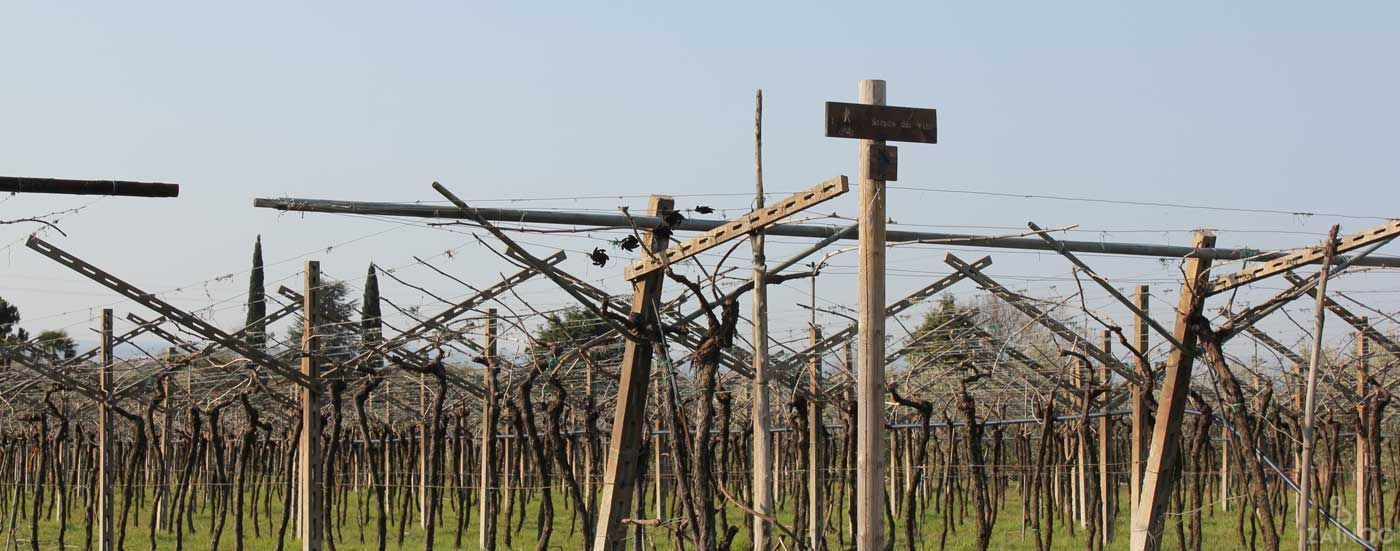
[0,486,1384,550]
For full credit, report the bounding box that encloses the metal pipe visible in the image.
[253,196,1400,267]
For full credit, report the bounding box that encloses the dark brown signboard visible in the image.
[825,102,937,144]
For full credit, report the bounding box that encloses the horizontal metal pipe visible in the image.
[253,196,1400,268]
[2,176,179,197]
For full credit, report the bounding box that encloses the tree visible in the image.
[903,294,964,371]
[245,236,267,348]
[0,296,20,341]
[284,280,359,364]
[34,330,77,360]
[531,307,618,364]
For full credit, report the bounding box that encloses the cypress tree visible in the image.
[245,236,266,348]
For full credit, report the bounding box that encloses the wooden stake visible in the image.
[1355,320,1371,542]
[1125,286,1148,523]
[750,88,775,551]
[1099,330,1112,545]
[299,261,324,551]
[479,309,499,551]
[855,78,888,551]
[591,195,674,551]
[98,309,114,551]
[1298,225,1340,551]
[809,284,825,551]
[1130,230,1215,551]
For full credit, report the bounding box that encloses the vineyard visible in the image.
[1,82,1398,551]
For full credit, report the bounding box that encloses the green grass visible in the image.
[0,485,1385,550]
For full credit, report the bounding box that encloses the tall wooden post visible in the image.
[1298,226,1339,551]
[1355,321,1370,541]
[479,308,498,551]
[299,261,324,551]
[1130,231,1215,551]
[809,317,825,551]
[159,348,175,529]
[1099,330,1112,545]
[750,88,775,551]
[1076,357,1088,528]
[419,374,429,528]
[1130,285,1151,523]
[855,77,888,551]
[591,195,674,551]
[97,309,114,551]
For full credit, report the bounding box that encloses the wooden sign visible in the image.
[825,102,937,143]
[867,144,898,181]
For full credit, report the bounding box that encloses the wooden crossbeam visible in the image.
[62,316,166,366]
[26,236,313,389]
[944,252,1140,386]
[1208,219,1400,295]
[1284,272,1400,360]
[623,176,848,280]
[1244,326,1306,366]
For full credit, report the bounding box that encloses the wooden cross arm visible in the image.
[1284,272,1400,359]
[25,235,313,389]
[1242,326,1307,366]
[623,176,849,280]
[62,315,166,367]
[1208,219,1400,295]
[944,252,1140,387]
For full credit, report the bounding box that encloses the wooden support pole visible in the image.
[479,309,499,551]
[591,195,674,551]
[1298,225,1340,551]
[419,374,429,528]
[751,88,775,551]
[1076,357,1088,528]
[299,261,324,551]
[97,309,114,551]
[1099,330,1113,545]
[1355,320,1371,541]
[855,78,888,551]
[1220,436,1230,511]
[159,348,174,529]
[1128,283,1151,523]
[809,316,825,551]
[1130,231,1215,551]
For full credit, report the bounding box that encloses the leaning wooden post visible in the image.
[1355,319,1370,542]
[750,88,775,551]
[1130,285,1151,521]
[299,261,325,551]
[1298,225,1339,551]
[591,195,674,551]
[98,308,114,551]
[1099,330,1112,545]
[1130,230,1215,551]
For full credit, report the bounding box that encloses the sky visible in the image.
[2,1,1398,364]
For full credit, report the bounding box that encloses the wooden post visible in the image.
[97,309,114,551]
[419,375,429,528]
[855,77,888,551]
[299,261,324,551]
[1355,320,1370,541]
[1130,230,1215,551]
[1220,436,1230,511]
[591,195,674,551]
[1076,357,1088,528]
[1099,330,1112,545]
[653,419,664,520]
[479,309,498,551]
[809,320,825,551]
[750,88,775,551]
[1130,285,1151,521]
[159,348,174,530]
[1298,226,1340,551]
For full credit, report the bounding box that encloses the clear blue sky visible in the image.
[3,1,1398,357]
